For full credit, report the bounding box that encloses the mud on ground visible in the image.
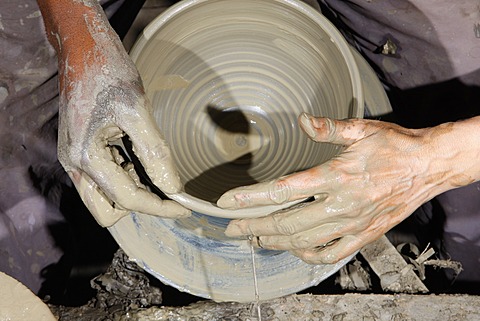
[49,249,480,321]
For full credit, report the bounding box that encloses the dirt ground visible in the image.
[50,293,480,321]
[48,249,480,321]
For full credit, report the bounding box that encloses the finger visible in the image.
[83,143,190,219]
[125,115,182,194]
[292,234,366,265]
[71,170,189,227]
[111,146,147,189]
[255,221,357,251]
[217,166,332,209]
[123,162,147,189]
[68,169,130,227]
[110,144,127,165]
[298,113,369,145]
[225,200,346,237]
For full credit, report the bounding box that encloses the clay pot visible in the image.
[109,0,389,303]
[129,0,364,219]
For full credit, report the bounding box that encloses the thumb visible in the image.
[298,113,367,145]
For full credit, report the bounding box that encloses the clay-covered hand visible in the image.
[218,113,480,264]
[38,0,190,227]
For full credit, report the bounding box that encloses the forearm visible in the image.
[424,116,480,195]
[36,0,138,92]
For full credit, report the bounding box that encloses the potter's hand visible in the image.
[38,0,190,227]
[218,113,480,264]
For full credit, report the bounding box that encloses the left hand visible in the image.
[217,113,480,264]
[38,0,190,227]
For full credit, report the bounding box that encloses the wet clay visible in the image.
[130,0,364,219]
[0,272,56,321]
[103,0,413,303]
[105,0,370,303]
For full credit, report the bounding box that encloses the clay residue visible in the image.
[148,74,190,91]
[0,272,56,321]
[51,293,480,321]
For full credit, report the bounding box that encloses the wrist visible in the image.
[424,117,480,194]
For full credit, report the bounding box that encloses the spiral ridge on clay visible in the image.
[132,0,362,207]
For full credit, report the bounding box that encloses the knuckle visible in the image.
[320,252,340,264]
[299,247,342,265]
[292,235,313,249]
[354,219,369,231]
[269,180,292,204]
[324,118,338,141]
[272,215,296,236]
[257,237,277,250]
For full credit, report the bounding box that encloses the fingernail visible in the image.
[171,203,191,218]
[180,208,191,217]
[225,222,244,237]
[299,113,316,139]
[159,170,183,194]
[217,193,237,209]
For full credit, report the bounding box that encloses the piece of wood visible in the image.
[360,235,429,293]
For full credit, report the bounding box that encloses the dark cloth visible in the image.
[318,0,480,286]
[0,0,125,300]
[0,0,64,295]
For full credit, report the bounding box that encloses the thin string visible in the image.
[248,236,262,321]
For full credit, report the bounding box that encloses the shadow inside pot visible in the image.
[184,105,257,203]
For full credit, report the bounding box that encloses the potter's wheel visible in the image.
[109,0,391,302]
[108,50,390,303]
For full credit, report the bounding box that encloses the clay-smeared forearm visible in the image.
[37,0,189,226]
[37,0,133,92]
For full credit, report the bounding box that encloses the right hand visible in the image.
[219,113,480,264]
